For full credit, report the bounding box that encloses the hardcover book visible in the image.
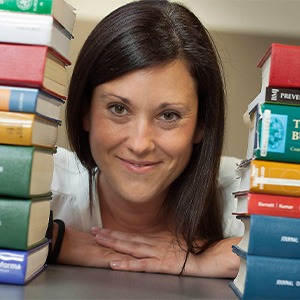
[0,111,59,148]
[0,85,64,121]
[0,196,50,250]
[0,43,70,99]
[0,11,73,60]
[0,240,49,285]
[0,145,54,198]
[245,88,300,114]
[244,96,300,163]
[0,0,76,34]
[234,214,300,259]
[230,246,300,299]
[233,191,300,218]
[235,158,300,197]
[258,43,300,89]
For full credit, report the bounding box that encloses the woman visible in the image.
[49,0,243,277]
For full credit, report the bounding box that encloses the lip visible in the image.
[118,157,161,174]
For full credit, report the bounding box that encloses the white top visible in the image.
[50,147,244,237]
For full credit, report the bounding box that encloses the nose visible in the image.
[127,118,155,155]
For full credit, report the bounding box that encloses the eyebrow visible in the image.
[99,93,191,110]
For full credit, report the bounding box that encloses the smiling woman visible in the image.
[49,0,244,278]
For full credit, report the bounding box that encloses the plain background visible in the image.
[60,0,300,159]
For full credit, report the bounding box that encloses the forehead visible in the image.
[93,59,198,104]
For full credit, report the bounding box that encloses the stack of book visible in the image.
[230,43,300,299]
[0,0,76,285]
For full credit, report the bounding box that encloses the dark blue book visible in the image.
[0,240,49,285]
[236,214,300,259]
[230,246,300,299]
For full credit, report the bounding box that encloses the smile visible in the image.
[118,157,161,174]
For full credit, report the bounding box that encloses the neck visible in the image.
[97,175,168,234]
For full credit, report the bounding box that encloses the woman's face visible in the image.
[84,59,203,205]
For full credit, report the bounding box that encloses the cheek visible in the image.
[160,128,195,161]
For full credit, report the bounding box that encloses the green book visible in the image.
[0,197,50,250]
[245,97,300,163]
[0,0,76,34]
[0,145,54,198]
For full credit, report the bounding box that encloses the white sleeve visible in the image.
[218,156,244,238]
[50,147,101,232]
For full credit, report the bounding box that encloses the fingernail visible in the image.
[96,234,108,240]
[110,261,121,269]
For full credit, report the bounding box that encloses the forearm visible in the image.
[186,237,242,278]
[49,223,135,268]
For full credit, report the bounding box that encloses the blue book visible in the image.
[236,214,300,259]
[0,240,49,285]
[230,246,300,299]
[0,85,64,121]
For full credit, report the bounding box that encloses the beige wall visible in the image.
[59,1,300,159]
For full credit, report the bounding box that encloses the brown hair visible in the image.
[66,0,225,271]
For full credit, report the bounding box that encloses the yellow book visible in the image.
[236,158,300,197]
[0,111,59,148]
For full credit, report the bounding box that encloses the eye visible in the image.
[109,104,129,116]
[159,111,181,123]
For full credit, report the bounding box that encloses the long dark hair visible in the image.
[66,0,225,267]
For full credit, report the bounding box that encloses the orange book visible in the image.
[0,111,59,148]
[0,43,70,99]
[236,159,300,197]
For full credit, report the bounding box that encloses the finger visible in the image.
[109,258,180,275]
[94,233,157,258]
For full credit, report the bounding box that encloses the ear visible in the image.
[193,124,204,144]
[83,111,90,132]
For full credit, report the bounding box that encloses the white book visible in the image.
[0,10,73,61]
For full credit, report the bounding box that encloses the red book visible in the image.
[257,43,300,89]
[0,43,70,99]
[233,191,300,218]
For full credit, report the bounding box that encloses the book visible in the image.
[0,145,54,198]
[245,88,300,114]
[0,11,73,61]
[0,0,76,34]
[234,214,300,259]
[264,87,300,106]
[0,85,64,121]
[258,43,300,90]
[243,97,300,163]
[0,240,49,285]
[230,246,300,299]
[0,43,70,99]
[235,158,300,197]
[0,196,50,250]
[0,111,59,148]
[233,191,300,218]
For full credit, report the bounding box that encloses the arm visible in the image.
[50,222,135,267]
[92,228,241,278]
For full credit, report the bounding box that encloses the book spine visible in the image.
[0,199,30,249]
[249,159,300,197]
[244,255,300,299]
[265,87,300,106]
[0,145,33,197]
[247,193,300,218]
[248,215,300,258]
[0,86,38,113]
[0,111,35,146]
[254,103,300,163]
[0,11,52,45]
[0,0,52,14]
[0,250,27,285]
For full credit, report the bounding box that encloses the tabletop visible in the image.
[0,264,237,299]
